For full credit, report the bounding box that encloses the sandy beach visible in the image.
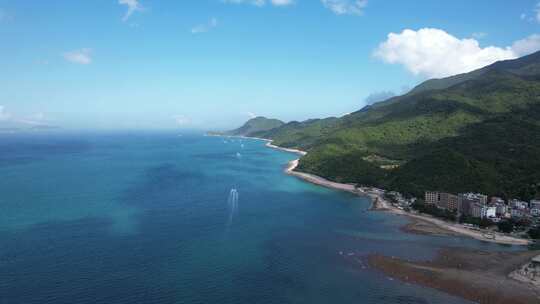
[211,134,531,246]
[273,141,539,302]
[282,152,531,246]
[266,143,307,156]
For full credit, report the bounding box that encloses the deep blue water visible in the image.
[0,132,522,303]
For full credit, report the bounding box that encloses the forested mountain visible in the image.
[225,51,540,200]
[213,117,284,137]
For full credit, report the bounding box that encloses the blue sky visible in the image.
[1,0,540,130]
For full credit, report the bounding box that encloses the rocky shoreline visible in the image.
[367,248,540,304]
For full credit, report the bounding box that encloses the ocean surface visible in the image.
[0,132,522,304]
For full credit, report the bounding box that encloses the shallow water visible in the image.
[0,132,521,303]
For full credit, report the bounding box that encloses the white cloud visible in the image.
[0,107,49,125]
[374,28,540,78]
[16,113,48,126]
[512,34,540,57]
[222,0,294,7]
[191,18,218,34]
[247,112,257,118]
[0,106,11,121]
[173,115,191,126]
[321,0,368,16]
[119,0,142,22]
[63,48,92,65]
[270,0,295,6]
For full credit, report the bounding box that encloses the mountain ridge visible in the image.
[217,51,540,200]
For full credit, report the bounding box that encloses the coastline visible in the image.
[216,134,539,301]
[280,144,531,246]
[213,134,531,246]
[277,139,539,300]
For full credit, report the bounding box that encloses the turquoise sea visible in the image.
[0,132,521,303]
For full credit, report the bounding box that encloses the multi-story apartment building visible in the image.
[439,192,459,211]
[425,191,439,205]
[470,203,496,219]
[493,203,508,216]
[530,200,540,210]
[424,191,459,211]
[458,193,488,216]
[509,199,528,210]
[490,197,505,205]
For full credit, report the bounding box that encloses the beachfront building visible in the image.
[439,192,459,211]
[511,209,527,218]
[425,191,439,205]
[509,199,528,210]
[493,203,508,216]
[484,206,496,219]
[471,203,497,219]
[424,191,459,211]
[530,200,540,209]
[458,193,488,217]
[490,196,505,205]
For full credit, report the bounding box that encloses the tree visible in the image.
[479,218,495,228]
[497,220,514,233]
[528,227,540,239]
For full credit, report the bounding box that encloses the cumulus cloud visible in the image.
[321,0,368,16]
[63,48,92,65]
[374,28,540,78]
[191,18,218,34]
[119,0,142,22]
[511,34,540,57]
[222,0,294,7]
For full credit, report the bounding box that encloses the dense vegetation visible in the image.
[213,116,284,137]
[222,51,540,201]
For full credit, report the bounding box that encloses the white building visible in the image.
[425,191,439,205]
[490,197,505,204]
[511,209,526,218]
[471,203,496,219]
[493,203,508,216]
[458,193,488,216]
[530,200,540,210]
[509,199,528,210]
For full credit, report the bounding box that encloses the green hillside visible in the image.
[253,51,540,201]
[216,116,284,137]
